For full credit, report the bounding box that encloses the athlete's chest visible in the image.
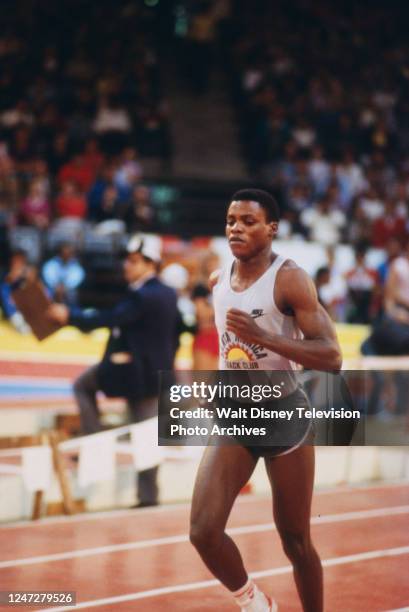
[213,284,277,329]
[214,276,286,317]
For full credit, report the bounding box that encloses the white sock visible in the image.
[233,579,270,611]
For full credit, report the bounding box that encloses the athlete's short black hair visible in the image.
[230,189,280,222]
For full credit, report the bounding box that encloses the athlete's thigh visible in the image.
[191,445,258,527]
[264,445,315,532]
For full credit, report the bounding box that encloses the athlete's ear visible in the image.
[269,221,279,237]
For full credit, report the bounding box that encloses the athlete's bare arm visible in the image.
[225,263,342,371]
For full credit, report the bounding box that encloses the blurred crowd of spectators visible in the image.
[0,1,171,256]
[225,0,409,249]
[1,0,409,334]
[0,144,157,234]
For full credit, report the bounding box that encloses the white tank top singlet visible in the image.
[213,255,303,372]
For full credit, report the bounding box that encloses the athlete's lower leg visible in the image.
[266,445,322,612]
[190,445,257,590]
[280,528,323,612]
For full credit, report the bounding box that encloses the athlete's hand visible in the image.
[46,303,69,325]
[226,308,264,344]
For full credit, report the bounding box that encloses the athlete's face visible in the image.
[226,200,277,260]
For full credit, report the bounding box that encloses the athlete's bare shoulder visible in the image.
[275,258,318,312]
[208,269,221,291]
[278,258,300,273]
[277,258,313,283]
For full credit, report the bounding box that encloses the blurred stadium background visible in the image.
[0,0,409,523]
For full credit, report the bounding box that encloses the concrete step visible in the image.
[163,56,247,180]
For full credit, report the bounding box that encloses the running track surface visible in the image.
[1,483,408,611]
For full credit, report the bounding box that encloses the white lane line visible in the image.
[38,545,409,611]
[1,481,408,530]
[1,505,409,570]
[384,607,409,611]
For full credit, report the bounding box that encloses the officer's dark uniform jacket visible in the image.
[69,277,180,399]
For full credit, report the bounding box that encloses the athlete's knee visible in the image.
[189,516,224,555]
[279,528,312,565]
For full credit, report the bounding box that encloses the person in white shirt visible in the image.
[300,194,346,245]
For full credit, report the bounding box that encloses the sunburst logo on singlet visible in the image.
[225,343,254,362]
[221,331,268,369]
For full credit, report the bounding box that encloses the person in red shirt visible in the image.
[371,198,407,248]
[19,179,51,228]
[58,153,95,193]
[191,283,219,370]
[82,138,104,176]
[55,181,86,219]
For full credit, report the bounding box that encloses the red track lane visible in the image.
[2,485,408,561]
[1,513,408,597]
[0,485,408,611]
[0,361,84,378]
[0,398,124,413]
[136,555,409,612]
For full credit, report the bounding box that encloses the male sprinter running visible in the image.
[189,189,342,611]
